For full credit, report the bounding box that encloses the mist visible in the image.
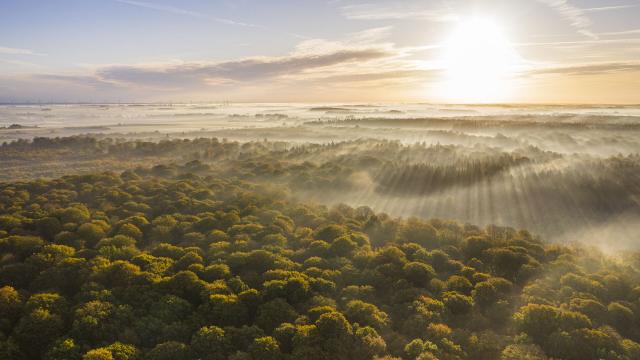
[2,103,639,250]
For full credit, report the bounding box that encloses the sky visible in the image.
[1,0,639,104]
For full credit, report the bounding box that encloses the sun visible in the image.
[440,17,520,103]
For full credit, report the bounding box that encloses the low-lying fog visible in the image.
[2,103,640,155]
[2,103,639,250]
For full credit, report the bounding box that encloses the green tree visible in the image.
[14,308,64,358]
[191,326,227,360]
[0,285,21,333]
[248,336,282,360]
[104,342,139,360]
[443,291,474,316]
[314,224,349,242]
[345,300,389,330]
[44,338,82,360]
[403,262,436,287]
[144,342,190,360]
[445,275,473,294]
[255,298,298,333]
[83,348,113,360]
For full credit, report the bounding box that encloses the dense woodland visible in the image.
[1,148,640,359]
[2,136,639,242]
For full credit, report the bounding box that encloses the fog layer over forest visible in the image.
[1,103,639,249]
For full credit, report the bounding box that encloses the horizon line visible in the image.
[1,101,640,107]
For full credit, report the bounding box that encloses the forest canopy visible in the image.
[1,158,640,360]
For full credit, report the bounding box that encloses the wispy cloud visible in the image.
[0,46,45,56]
[598,29,640,37]
[583,4,638,13]
[0,59,41,68]
[516,37,640,48]
[535,1,637,39]
[347,26,394,44]
[341,3,457,22]
[35,74,120,89]
[95,45,395,88]
[113,0,262,28]
[0,39,424,102]
[322,69,439,84]
[529,61,640,76]
[536,0,595,38]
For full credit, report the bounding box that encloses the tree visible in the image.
[93,261,142,289]
[58,206,91,225]
[462,236,492,260]
[500,343,547,360]
[607,302,635,335]
[353,325,386,359]
[273,323,296,354]
[255,298,298,333]
[117,224,143,241]
[443,291,473,316]
[25,292,69,316]
[329,236,357,257]
[191,326,227,360]
[472,281,499,308]
[568,298,606,324]
[515,304,560,344]
[44,338,82,360]
[0,235,44,260]
[72,300,128,345]
[403,262,436,287]
[314,311,353,358]
[484,248,529,281]
[223,325,265,354]
[399,219,438,249]
[345,300,389,330]
[248,336,282,360]
[104,342,139,360]
[144,342,190,360]
[199,294,248,327]
[445,275,473,294]
[36,217,63,240]
[0,285,21,333]
[83,348,113,360]
[78,223,107,248]
[161,271,206,305]
[14,308,64,358]
[314,225,349,242]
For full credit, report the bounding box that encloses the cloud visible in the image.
[95,46,395,88]
[536,0,595,38]
[34,74,120,89]
[322,69,439,84]
[0,34,425,102]
[341,3,457,22]
[516,37,640,48]
[0,59,41,68]
[346,26,394,44]
[598,29,640,37]
[113,0,261,28]
[583,4,638,13]
[0,74,125,103]
[529,61,640,76]
[536,1,637,39]
[0,46,44,56]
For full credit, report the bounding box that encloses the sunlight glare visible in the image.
[441,17,520,103]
